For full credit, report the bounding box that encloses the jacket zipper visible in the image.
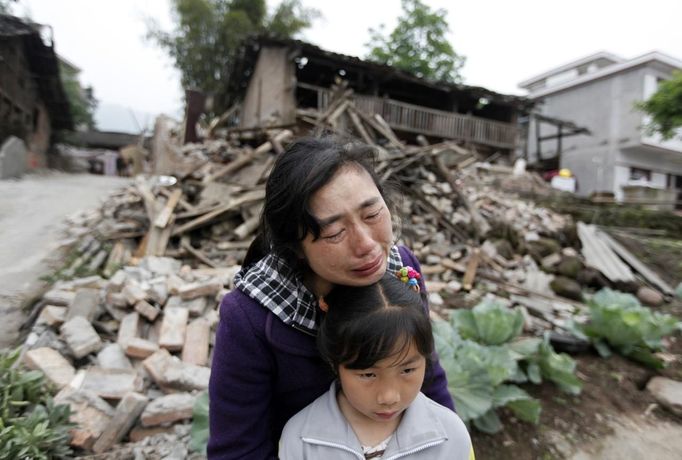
[302,436,447,460]
[290,322,316,337]
[383,437,447,460]
[301,437,365,459]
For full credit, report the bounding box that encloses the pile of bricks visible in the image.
[21,256,233,454]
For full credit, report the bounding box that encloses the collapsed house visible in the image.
[0,13,72,177]
[228,37,531,159]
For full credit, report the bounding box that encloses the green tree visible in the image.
[638,71,682,140]
[147,0,318,113]
[0,0,17,14]
[60,62,98,130]
[365,0,465,83]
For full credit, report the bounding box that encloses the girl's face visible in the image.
[300,165,393,296]
[336,340,426,427]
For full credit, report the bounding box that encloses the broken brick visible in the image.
[140,392,196,427]
[60,316,103,359]
[24,347,75,389]
[159,307,188,351]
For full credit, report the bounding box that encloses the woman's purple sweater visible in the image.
[207,246,454,459]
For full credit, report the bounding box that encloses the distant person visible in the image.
[280,272,474,459]
[207,136,454,459]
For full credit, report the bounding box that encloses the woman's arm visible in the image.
[208,294,278,459]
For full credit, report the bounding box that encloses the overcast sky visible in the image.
[14,0,682,133]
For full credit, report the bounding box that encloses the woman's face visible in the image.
[301,165,393,296]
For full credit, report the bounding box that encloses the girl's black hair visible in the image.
[317,273,434,371]
[243,135,397,268]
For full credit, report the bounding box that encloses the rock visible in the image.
[54,388,115,450]
[97,343,133,370]
[493,239,514,260]
[67,288,100,322]
[637,286,664,307]
[37,305,67,327]
[526,238,562,262]
[60,316,103,359]
[182,318,210,366]
[139,256,182,276]
[140,392,196,427]
[550,276,584,301]
[24,347,75,389]
[676,282,682,300]
[122,280,148,305]
[143,349,210,391]
[80,367,144,400]
[92,392,149,454]
[118,312,140,347]
[428,292,444,307]
[556,256,584,279]
[43,289,76,306]
[125,337,160,359]
[177,280,222,300]
[159,307,189,351]
[135,300,160,321]
[576,267,609,289]
[108,270,127,292]
[447,280,463,292]
[646,377,682,417]
[541,253,562,271]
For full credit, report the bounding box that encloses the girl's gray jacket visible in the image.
[279,381,473,460]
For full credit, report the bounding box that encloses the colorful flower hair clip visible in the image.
[395,266,421,292]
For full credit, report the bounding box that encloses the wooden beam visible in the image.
[171,189,265,236]
[154,189,182,228]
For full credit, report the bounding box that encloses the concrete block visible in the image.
[166,274,185,295]
[178,280,222,300]
[128,425,174,442]
[125,337,160,359]
[182,318,210,366]
[80,367,144,400]
[24,347,75,389]
[0,136,26,179]
[134,300,160,321]
[147,279,168,305]
[107,269,127,292]
[61,316,103,359]
[117,312,140,347]
[37,305,67,327]
[92,392,149,454]
[122,280,147,305]
[140,392,196,427]
[97,343,133,370]
[159,307,188,351]
[43,289,76,306]
[54,388,114,450]
[67,288,100,322]
[140,256,181,276]
[143,349,210,391]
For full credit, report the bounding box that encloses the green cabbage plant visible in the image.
[434,298,582,433]
[580,288,681,368]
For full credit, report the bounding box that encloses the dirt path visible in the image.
[568,414,682,459]
[0,171,130,349]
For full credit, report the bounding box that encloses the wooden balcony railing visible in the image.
[306,85,518,149]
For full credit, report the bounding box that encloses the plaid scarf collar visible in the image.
[234,246,404,335]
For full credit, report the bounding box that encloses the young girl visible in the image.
[280,270,474,460]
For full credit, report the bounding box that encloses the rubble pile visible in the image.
[19,83,678,456]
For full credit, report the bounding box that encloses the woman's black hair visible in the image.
[317,273,434,372]
[243,135,396,268]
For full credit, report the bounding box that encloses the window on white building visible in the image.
[629,167,651,181]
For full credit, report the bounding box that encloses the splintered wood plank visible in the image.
[153,188,183,228]
[171,189,265,236]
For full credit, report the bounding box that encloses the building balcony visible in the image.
[303,85,519,150]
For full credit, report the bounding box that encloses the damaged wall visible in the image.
[240,46,297,128]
